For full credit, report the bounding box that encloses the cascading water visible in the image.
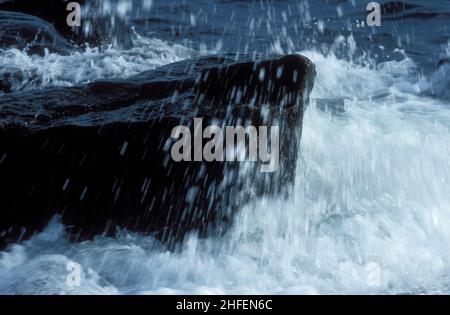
[1,0,450,294]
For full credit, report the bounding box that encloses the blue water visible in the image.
[1,0,450,294]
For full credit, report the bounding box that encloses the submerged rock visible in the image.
[0,54,316,249]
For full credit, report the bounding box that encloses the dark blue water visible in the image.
[129,0,449,69]
[1,0,450,294]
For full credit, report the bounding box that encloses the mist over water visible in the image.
[1,0,450,294]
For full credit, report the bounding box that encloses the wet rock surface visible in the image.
[0,53,315,249]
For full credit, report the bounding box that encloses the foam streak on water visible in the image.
[2,43,450,294]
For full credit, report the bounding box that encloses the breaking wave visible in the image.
[2,45,450,294]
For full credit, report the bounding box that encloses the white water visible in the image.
[2,39,450,294]
[0,35,195,93]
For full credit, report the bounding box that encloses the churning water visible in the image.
[1,0,450,294]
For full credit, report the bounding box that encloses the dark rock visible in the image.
[0,54,316,249]
[0,10,73,54]
[0,0,83,44]
[0,0,133,49]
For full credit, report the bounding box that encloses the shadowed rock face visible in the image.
[0,0,72,24]
[0,54,316,249]
[0,0,86,45]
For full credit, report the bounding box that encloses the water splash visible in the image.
[0,35,195,93]
[2,46,450,294]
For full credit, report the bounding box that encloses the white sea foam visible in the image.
[0,35,195,93]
